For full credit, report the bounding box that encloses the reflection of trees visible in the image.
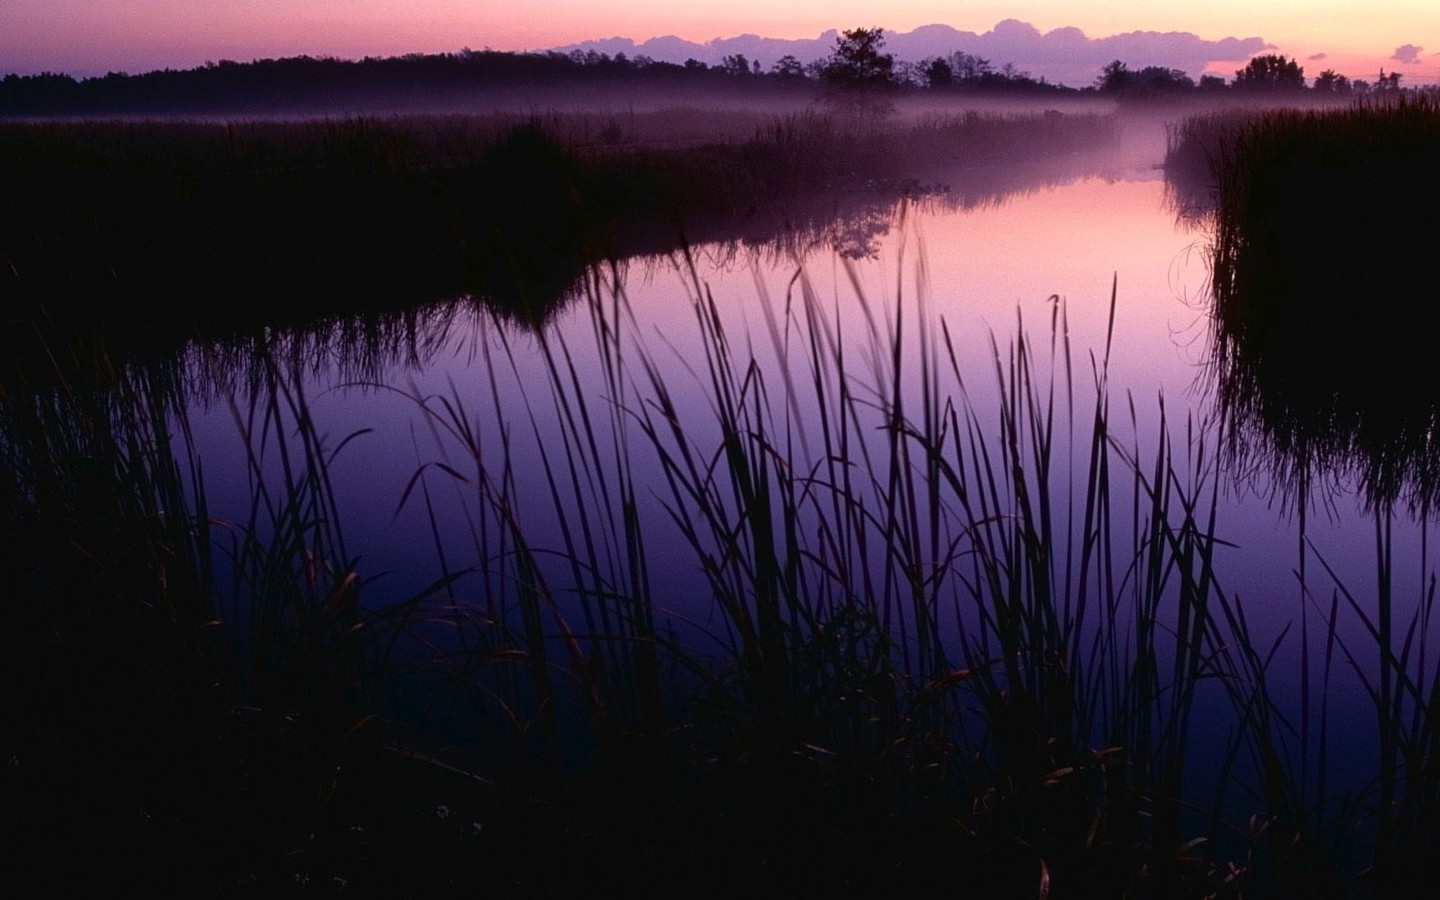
[32,139,1125,401]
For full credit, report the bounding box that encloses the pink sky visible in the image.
[3,1,1436,84]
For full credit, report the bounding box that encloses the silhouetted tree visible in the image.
[1313,69,1352,93]
[1138,66,1193,91]
[924,57,953,88]
[892,60,926,87]
[949,51,993,83]
[1234,54,1305,91]
[820,27,895,90]
[1097,60,1132,92]
[771,55,805,78]
[999,62,1030,81]
[720,54,751,77]
[817,27,897,120]
[1099,61,1193,94]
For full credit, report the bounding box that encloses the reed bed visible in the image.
[1164,97,1440,514]
[0,109,1118,351]
[1,340,412,888]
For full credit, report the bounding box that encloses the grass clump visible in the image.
[1165,97,1440,513]
[374,237,1321,895]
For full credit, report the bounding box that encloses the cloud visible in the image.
[1392,44,1423,64]
[554,20,1270,87]
[1308,52,1328,61]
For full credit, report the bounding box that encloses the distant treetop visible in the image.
[820,28,896,90]
[1234,54,1305,91]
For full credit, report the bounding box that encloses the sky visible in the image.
[3,1,1437,85]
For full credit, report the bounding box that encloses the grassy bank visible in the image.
[1165,97,1440,512]
[0,109,1116,362]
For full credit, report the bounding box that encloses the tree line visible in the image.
[1,29,1424,116]
[1096,53,1410,96]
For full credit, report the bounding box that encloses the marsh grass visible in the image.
[0,109,1117,357]
[1165,97,1440,513]
[1161,95,1440,894]
[0,329,456,891]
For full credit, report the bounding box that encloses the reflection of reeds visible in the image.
[1172,98,1440,513]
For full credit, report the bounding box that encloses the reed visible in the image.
[1161,98,1440,519]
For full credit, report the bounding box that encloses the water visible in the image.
[181,136,1437,808]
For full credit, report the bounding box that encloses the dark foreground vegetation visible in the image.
[1166,96,1440,510]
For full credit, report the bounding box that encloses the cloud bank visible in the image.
[555,19,1270,86]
